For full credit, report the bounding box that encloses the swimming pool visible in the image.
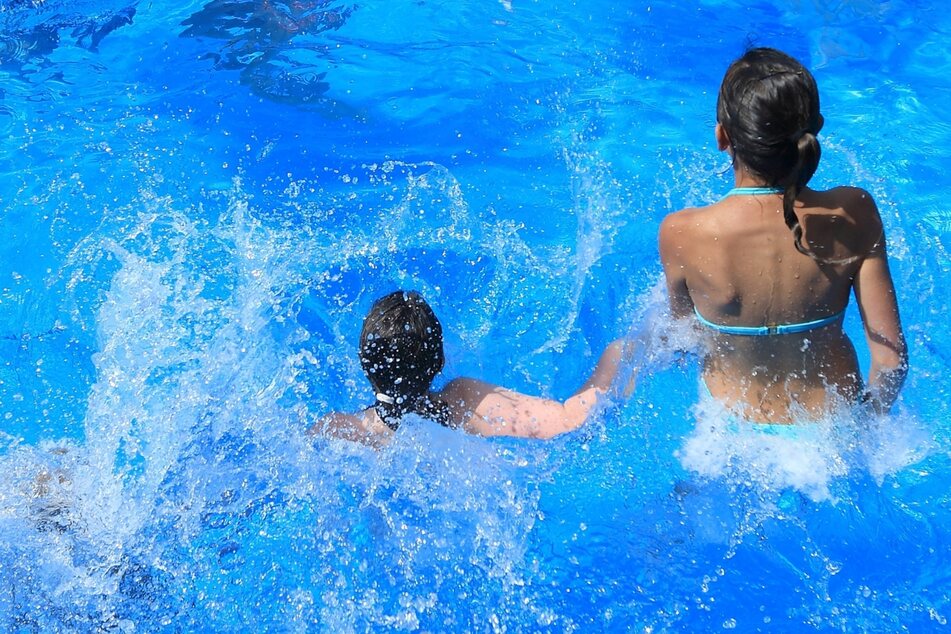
[1,0,950,630]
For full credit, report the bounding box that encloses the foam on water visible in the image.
[0,163,586,629]
[679,395,933,503]
[0,152,946,631]
[1,0,950,629]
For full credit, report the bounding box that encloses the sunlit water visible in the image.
[1,0,950,631]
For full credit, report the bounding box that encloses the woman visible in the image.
[659,47,906,423]
[309,290,606,445]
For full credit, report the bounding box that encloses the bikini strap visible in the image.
[725,186,784,197]
[694,306,845,336]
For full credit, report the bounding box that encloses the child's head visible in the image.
[359,290,445,423]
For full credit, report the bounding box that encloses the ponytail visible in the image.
[717,48,828,259]
[781,130,821,258]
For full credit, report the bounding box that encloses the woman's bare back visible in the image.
[660,186,892,421]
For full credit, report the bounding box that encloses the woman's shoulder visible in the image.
[659,205,719,256]
[806,185,879,215]
[804,185,882,228]
[663,204,710,223]
[801,186,883,258]
[659,205,709,235]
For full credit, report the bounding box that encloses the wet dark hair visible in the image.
[717,47,822,258]
[359,290,453,430]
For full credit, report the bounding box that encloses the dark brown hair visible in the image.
[359,290,452,430]
[717,47,822,257]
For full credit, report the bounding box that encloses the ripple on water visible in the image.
[0,104,15,138]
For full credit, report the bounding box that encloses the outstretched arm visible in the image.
[576,214,701,400]
[575,338,637,397]
[441,377,602,439]
[853,232,907,413]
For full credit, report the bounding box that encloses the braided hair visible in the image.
[359,290,454,430]
[717,47,823,260]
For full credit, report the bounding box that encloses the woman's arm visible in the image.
[441,377,602,439]
[852,232,908,413]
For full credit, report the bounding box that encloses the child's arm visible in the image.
[440,378,603,439]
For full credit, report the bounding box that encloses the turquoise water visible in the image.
[1,0,950,631]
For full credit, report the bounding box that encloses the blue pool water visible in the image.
[1,0,950,630]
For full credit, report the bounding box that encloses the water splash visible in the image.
[0,161,596,628]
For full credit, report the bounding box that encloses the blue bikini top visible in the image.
[693,307,845,336]
[692,186,846,336]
